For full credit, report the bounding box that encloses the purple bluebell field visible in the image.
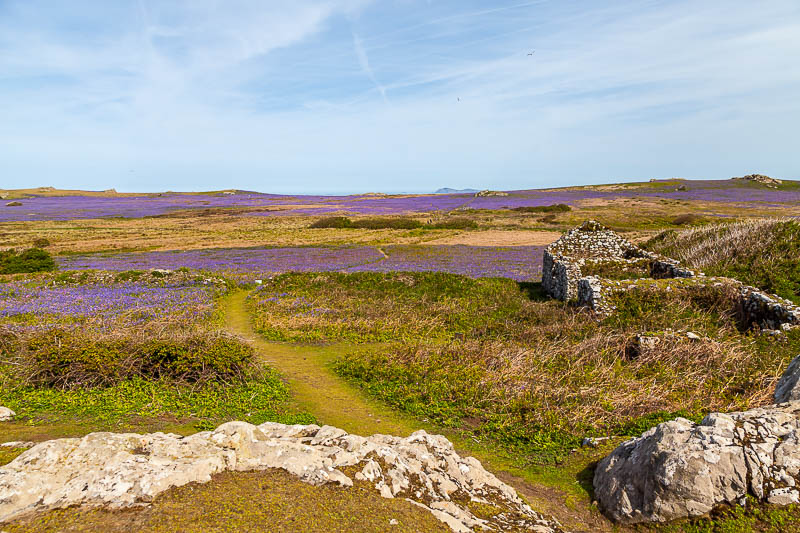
[57,245,545,282]
[2,180,798,222]
[0,280,216,330]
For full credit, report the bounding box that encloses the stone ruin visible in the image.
[542,220,800,331]
[542,220,693,303]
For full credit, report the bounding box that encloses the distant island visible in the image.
[434,187,479,194]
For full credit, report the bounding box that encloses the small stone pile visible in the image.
[0,422,565,533]
[593,354,800,524]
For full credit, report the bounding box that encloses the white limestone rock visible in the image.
[0,407,14,422]
[0,422,564,532]
[593,403,800,524]
[775,354,800,403]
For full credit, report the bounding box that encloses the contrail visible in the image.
[353,33,388,103]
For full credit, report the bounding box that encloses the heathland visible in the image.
[1,177,800,532]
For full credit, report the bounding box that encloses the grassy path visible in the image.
[224,291,420,438]
[224,290,613,532]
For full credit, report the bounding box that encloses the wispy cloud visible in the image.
[352,32,387,103]
[0,0,798,193]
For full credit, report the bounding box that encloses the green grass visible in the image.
[0,371,314,431]
[248,271,531,343]
[264,271,800,466]
[646,219,800,304]
[4,470,450,533]
[658,498,800,532]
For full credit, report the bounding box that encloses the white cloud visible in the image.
[0,0,799,192]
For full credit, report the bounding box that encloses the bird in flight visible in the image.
[527,51,535,56]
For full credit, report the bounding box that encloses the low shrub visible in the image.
[352,218,423,230]
[309,216,353,229]
[512,204,571,213]
[32,238,51,248]
[672,213,704,225]
[309,216,477,230]
[0,247,56,274]
[1,328,255,387]
[580,259,652,280]
[425,217,478,230]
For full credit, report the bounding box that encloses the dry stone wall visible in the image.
[544,221,799,331]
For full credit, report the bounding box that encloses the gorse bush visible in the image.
[425,217,478,230]
[1,328,255,387]
[309,216,477,230]
[0,247,56,274]
[309,216,353,229]
[511,203,571,213]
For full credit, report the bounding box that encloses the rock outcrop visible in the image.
[0,407,14,421]
[593,403,800,524]
[0,421,564,532]
[776,355,800,403]
[733,174,782,188]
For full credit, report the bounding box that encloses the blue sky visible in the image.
[1,0,799,194]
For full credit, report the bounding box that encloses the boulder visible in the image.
[5,201,22,207]
[776,355,800,403]
[0,422,564,532]
[0,407,14,421]
[593,403,800,524]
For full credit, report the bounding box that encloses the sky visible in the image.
[1,0,799,194]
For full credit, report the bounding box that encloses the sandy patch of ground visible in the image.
[423,230,560,246]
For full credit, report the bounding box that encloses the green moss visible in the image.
[3,470,450,533]
[0,447,25,466]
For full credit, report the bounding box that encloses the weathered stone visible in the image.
[733,174,782,188]
[474,190,509,197]
[775,355,800,403]
[593,403,800,524]
[0,407,14,421]
[542,221,684,305]
[0,422,564,532]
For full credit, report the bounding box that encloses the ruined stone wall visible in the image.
[543,220,664,303]
[545,220,799,333]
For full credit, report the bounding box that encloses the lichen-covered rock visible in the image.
[0,422,564,532]
[593,403,800,524]
[776,355,800,403]
[0,407,14,421]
